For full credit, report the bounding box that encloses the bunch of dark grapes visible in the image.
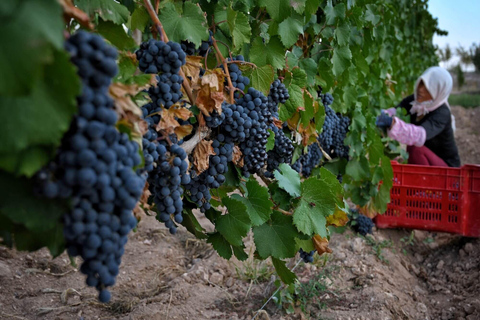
[291,142,323,177]
[219,102,251,143]
[184,173,212,213]
[265,126,294,177]
[136,39,186,74]
[319,92,334,107]
[36,31,145,303]
[319,105,350,159]
[267,79,289,117]
[207,137,233,188]
[149,144,190,234]
[223,55,250,97]
[198,31,213,57]
[299,248,315,263]
[181,40,196,56]
[205,108,226,129]
[148,73,184,108]
[352,214,374,236]
[236,87,272,174]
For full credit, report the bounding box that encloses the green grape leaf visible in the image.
[249,36,286,71]
[271,257,296,284]
[215,197,250,247]
[345,156,371,180]
[258,0,291,22]
[231,178,273,226]
[181,210,207,239]
[76,0,130,24]
[298,58,318,86]
[159,2,209,47]
[324,2,346,25]
[232,244,249,261]
[274,163,301,198]
[0,49,80,176]
[253,211,300,259]
[293,176,338,237]
[278,16,304,48]
[269,182,293,211]
[131,5,150,31]
[97,20,136,50]
[231,11,252,50]
[332,46,352,76]
[305,0,321,16]
[0,0,64,96]
[207,232,232,259]
[0,171,68,234]
[335,21,351,46]
[266,128,275,152]
[365,4,381,25]
[242,65,275,95]
[295,238,315,252]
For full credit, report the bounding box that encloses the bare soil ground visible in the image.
[0,106,478,320]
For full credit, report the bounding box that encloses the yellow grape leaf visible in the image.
[175,124,193,140]
[313,235,333,256]
[326,206,349,227]
[193,140,215,174]
[359,201,378,219]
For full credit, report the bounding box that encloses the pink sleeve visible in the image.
[383,108,397,117]
[388,117,426,147]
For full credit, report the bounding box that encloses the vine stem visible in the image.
[212,37,235,104]
[180,122,210,155]
[227,60,257,69]
[142,0,195,106]
[275,207,293,216]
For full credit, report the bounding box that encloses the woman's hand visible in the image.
[376,111,393,130]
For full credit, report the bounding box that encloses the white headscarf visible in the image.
[410,66,453,116]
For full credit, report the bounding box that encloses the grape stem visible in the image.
[211,37,235,104]
[142,0,195,106]
[227,60,257,69]
[275,207,293,216]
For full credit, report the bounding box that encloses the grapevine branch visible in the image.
[142,0,195,106]
[212,37,236,103]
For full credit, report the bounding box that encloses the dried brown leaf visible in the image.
[195,69,226,115]
[59,0,94,29]
[232,145,244,167]
[168,106,193,121]
[157,108,179,135]
[182,56,203,86]
[193,140,215,174]
[175,124,193,140]
[313,235,333,256]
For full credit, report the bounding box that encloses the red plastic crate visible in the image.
[375,161,480,237]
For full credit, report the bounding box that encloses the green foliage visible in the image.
[1,0,442,285]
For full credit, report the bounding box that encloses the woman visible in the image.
[376,66,460,167]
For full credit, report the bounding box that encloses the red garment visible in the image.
[407,145,448,167]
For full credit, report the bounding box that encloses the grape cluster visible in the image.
[198,31,213,57]
[184,173,212,213]
[269,80,289,104]
[181,40,196,56]
[136,39,186,74]
[36,31,145,303]
[223,55,250,97]
[299,248,315,263]
[219,102,251,143]
[148,73,184,108]
[292,142,323,177]
[352,214,374,236]
[236,88,272,174]
[207,137,233,188]
[149,144,190,234]
[265,126,294,177]
[205,108,226,129]
[320,92,334,107]
[319,106,350,159]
